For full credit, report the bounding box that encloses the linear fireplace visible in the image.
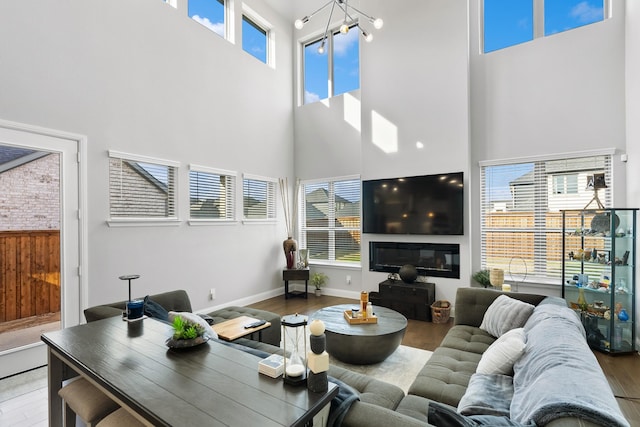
[369,241,460,279]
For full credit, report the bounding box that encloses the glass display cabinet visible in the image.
[561,208,637,354]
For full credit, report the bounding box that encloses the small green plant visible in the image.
[310,272,328,290]
[472,269,492,288]
[171,316,205,340]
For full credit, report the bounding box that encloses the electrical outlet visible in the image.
[346,275,351,285]
[209,288,216,300]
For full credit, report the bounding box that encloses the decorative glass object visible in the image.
[298,249,309,268]
[281,313,308,386]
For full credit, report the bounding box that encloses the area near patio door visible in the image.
[0,147,62,353]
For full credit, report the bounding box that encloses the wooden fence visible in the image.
[0,230,60,322]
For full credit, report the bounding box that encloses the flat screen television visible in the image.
[362,172,464,235]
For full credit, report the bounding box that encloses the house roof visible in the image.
[0,146,49,173]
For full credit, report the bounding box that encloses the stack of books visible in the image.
[258,354,285,378]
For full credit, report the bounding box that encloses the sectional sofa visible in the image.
[84,288,629,427]
[329,287,629,427]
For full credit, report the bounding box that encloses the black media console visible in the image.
[371,279,435,321]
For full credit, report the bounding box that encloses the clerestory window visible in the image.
[483,0,608,53]
[302,26,360,105]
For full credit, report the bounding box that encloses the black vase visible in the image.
[399,264,418,283]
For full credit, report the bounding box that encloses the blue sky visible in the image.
[484,0,604,52]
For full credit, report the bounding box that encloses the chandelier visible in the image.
[295,0,383,54]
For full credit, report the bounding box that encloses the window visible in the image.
[189,0,225,38]
[108,151,178,221]
[483,0,607,53]
[480,153,612,283]
[242,174,277,220]
[189,165,236,221]
[242,14,268,64]
[544,0,605,36]
[162,0,177,8]
[484,0,533,53]
[299,177,361,265]
[302,26,360,104]
[553,174,578,195]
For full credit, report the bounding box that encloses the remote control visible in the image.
[244,320,267,329]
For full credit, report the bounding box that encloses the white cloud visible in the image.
[192,15,224,37]
[305,91,321,104]
[333,29,359,57]
[570,1,602,23]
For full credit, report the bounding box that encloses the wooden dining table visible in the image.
[41,316,337,426]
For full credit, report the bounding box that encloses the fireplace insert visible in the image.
[369,241,460,279]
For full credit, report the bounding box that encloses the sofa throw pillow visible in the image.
[143,295,169,321]
[476,328,526,375]
[168,311,218,339]
[480,295,535,338]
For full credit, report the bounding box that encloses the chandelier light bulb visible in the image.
[373,18,384,30]
[363,31,373,42]
[340,23,350,34]
[317,43,325,54]
[295,19,304,29]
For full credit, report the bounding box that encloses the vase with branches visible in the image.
[279,177,299,269]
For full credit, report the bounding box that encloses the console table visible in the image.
[283,268,309,299]
[41,317,337,427]
[373,279,436,321]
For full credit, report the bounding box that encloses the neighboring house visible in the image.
[0,146,59,230]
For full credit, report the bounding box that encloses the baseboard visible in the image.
[198,288,282,314]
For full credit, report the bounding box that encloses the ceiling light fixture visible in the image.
[295,0,383,54]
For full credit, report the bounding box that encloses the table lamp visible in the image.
[119,274,141,320]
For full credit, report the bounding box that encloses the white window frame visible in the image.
[242,4,275,67]
[189,0,232,41]
[188,164,238,225]
[107,150,180,227]
[479,149,615,285]
[298,175,361,267]
[242,173,277,223]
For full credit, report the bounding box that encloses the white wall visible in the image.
[293,0,471,305]
[0,0,295,312]
[625,0,640,348]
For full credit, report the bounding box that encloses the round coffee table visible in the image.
[310,304,407,365]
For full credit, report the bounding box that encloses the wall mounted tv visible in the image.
[362,172,464,235]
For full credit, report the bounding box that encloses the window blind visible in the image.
[189,166,236,220]
[109,155,177,219]
[480,154,612,282]
[243,175,277,220]
[299,177,361,265]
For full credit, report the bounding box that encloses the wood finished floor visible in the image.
[0,294,638,426]
[249,294,640,425]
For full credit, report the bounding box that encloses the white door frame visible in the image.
[0,119,87,378]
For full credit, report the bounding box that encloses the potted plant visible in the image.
[310,272,328,296]
[165,315,208,348]
[472,269,492,288]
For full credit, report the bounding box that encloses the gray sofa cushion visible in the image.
[408,346,483,407]
[439,325,495,354]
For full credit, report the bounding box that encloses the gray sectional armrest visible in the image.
[453,287,547,327]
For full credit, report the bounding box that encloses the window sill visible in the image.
[107,218,182,228]
[241,219,277,225]
[309,261,362,270]
[188,219,238,226]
